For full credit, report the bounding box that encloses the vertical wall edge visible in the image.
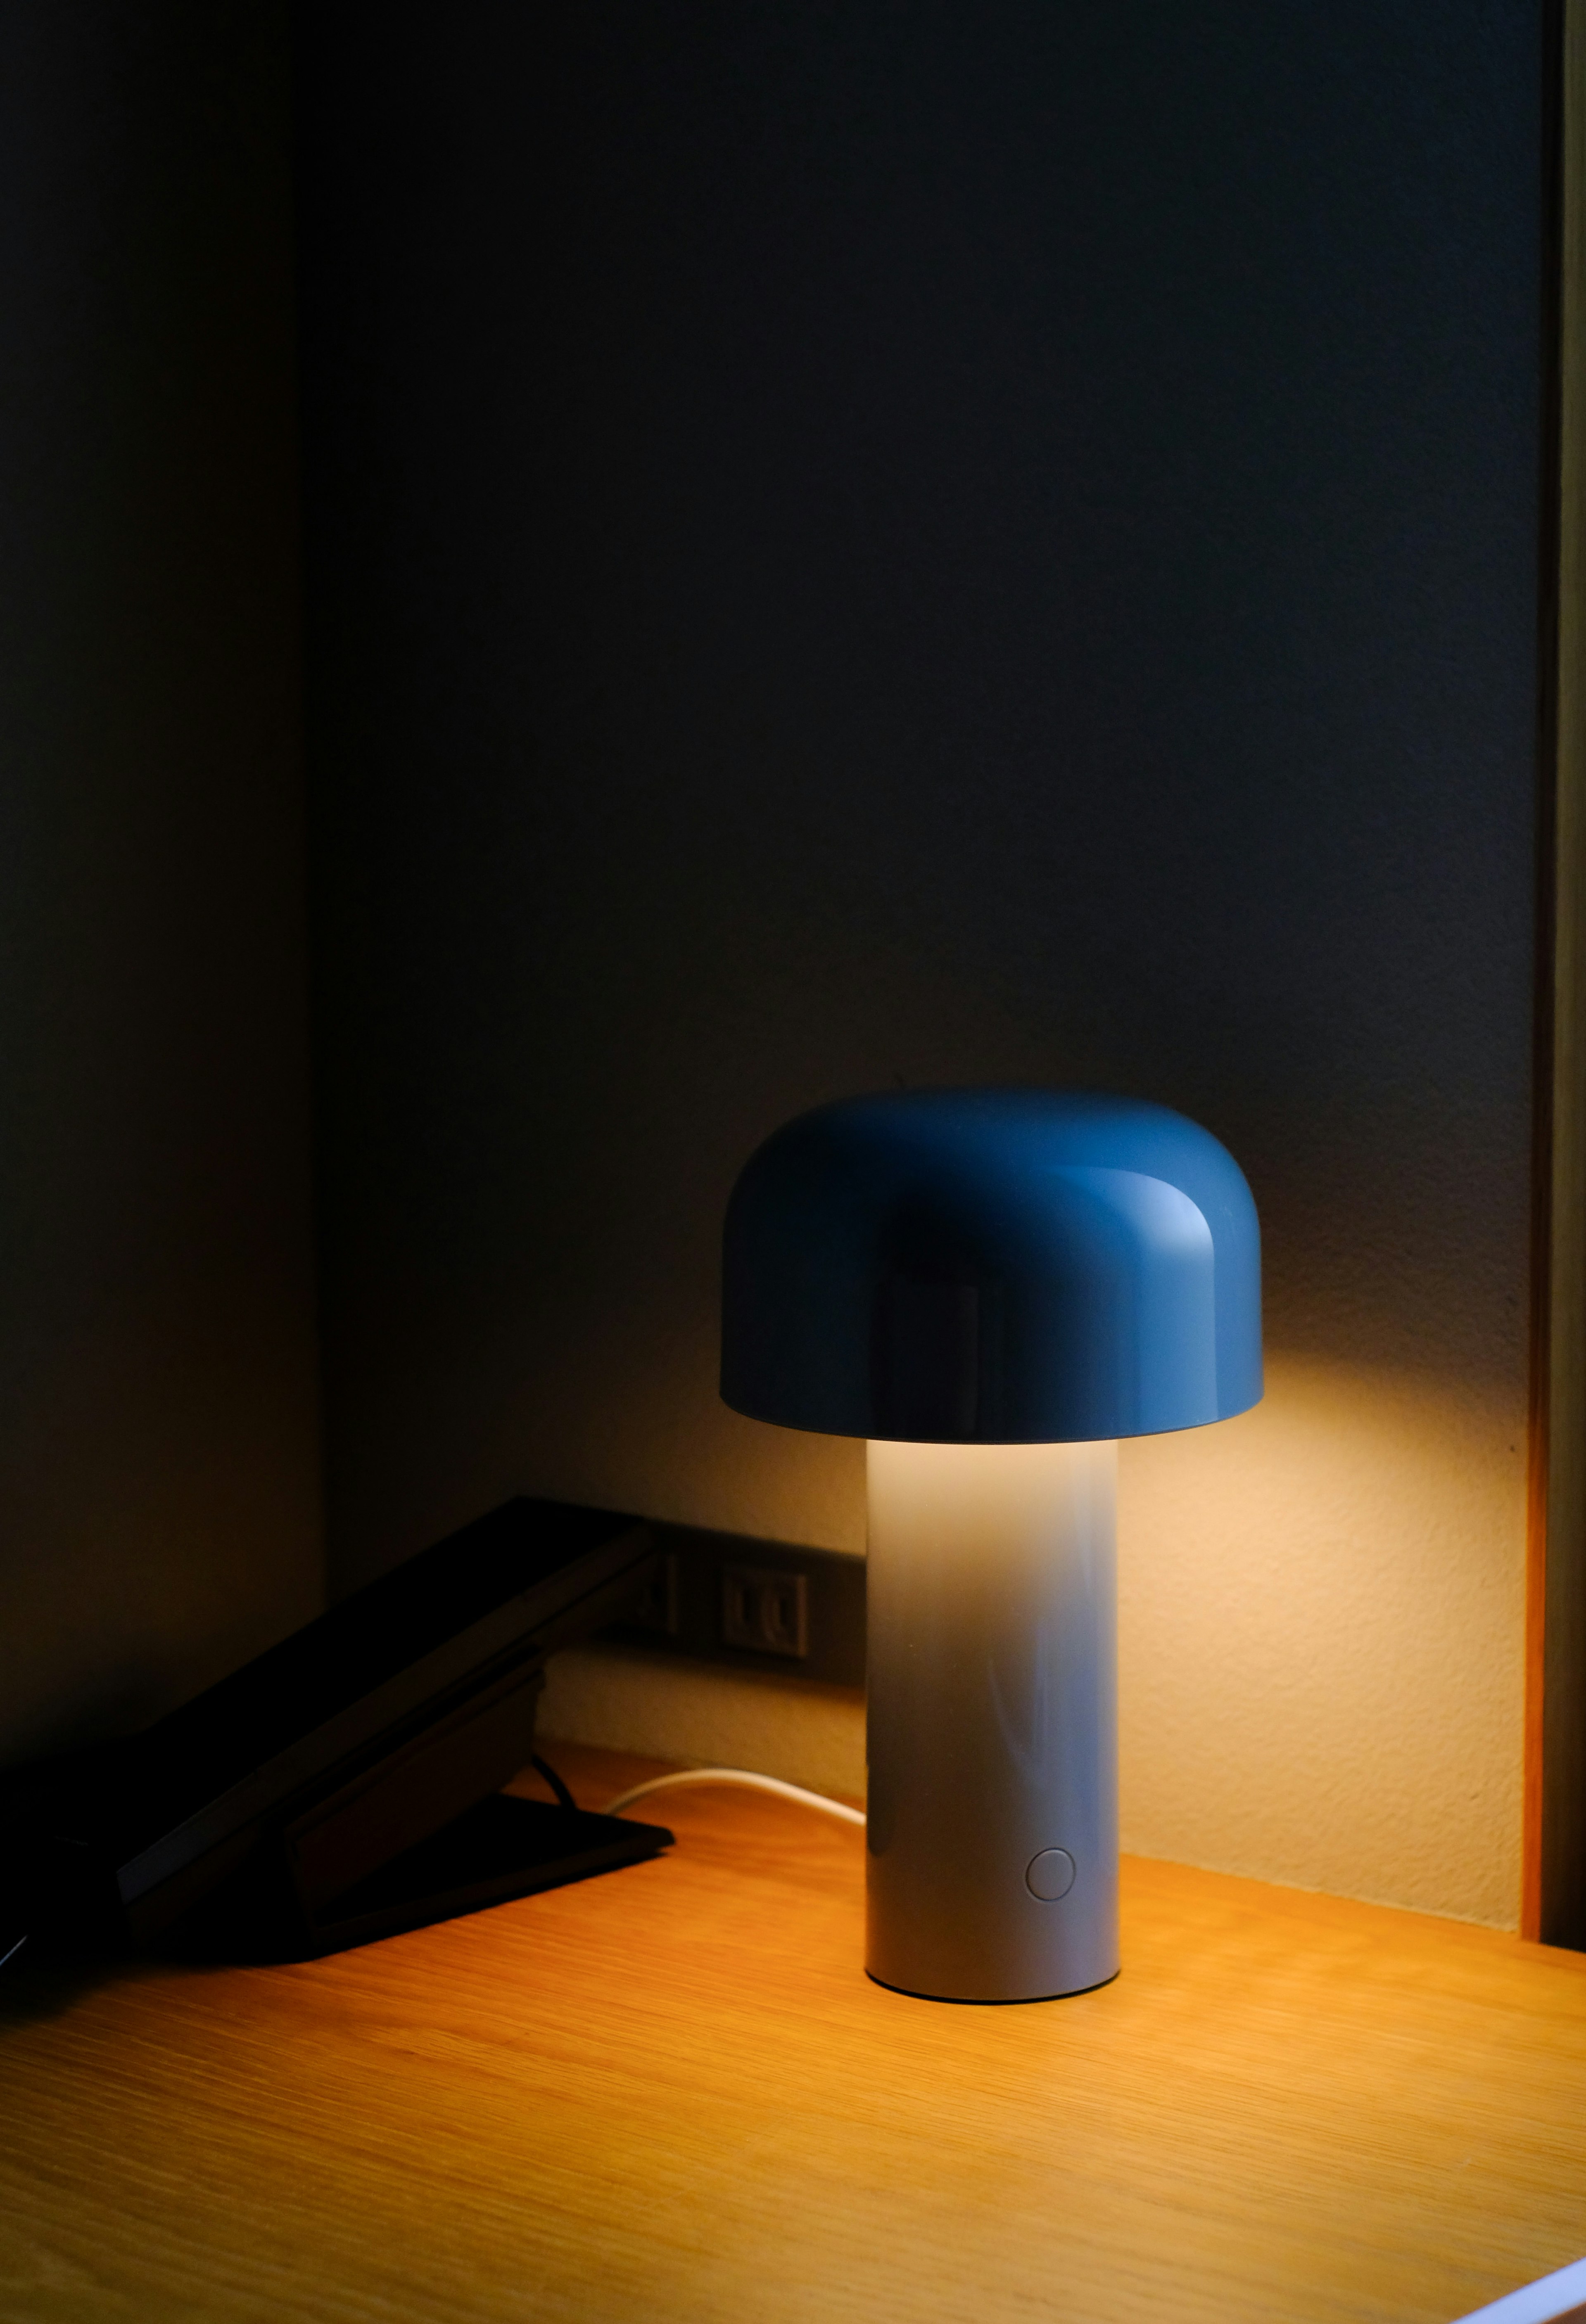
[1531,0,1586,1948]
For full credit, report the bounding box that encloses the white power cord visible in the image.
[603,1767,866,1828]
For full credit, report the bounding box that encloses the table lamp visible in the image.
[720,1088,1261,2003]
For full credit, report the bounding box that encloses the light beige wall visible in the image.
[1117,1359,1524,1928]
[0,5,323,1764]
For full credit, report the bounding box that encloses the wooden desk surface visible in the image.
[2,1742,1584,2324]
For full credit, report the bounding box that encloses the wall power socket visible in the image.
[603,1521,864,1688]
[721,1565,808,1657]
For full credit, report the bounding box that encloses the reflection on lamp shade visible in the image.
[721,1087,1261,1442]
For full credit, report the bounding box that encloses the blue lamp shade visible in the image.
[721,1088,1261,1444]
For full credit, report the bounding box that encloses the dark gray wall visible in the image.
[0,3,324,1759]
[294,3,1541,1583]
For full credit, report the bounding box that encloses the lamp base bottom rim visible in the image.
[863,1964,1121,2006]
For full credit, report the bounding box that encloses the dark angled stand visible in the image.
[2,1499,672,1966]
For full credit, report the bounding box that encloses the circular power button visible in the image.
[1025,1847,1077,1902]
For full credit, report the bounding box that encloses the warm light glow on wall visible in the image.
[1117,1354,1524,1927]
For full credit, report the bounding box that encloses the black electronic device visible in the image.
[1,1498,672,1964]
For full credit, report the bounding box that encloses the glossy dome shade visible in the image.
[721,1088,1261,1444]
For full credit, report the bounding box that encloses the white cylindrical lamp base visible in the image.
[864,1437,1119,2003]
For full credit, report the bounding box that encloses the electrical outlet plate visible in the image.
[721,1565,808,1658]
[603,1522,864,1687]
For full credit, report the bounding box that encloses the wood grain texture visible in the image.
[2,1743,1585,2324]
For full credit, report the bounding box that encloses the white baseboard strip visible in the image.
[1457,2259,1586,2324]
